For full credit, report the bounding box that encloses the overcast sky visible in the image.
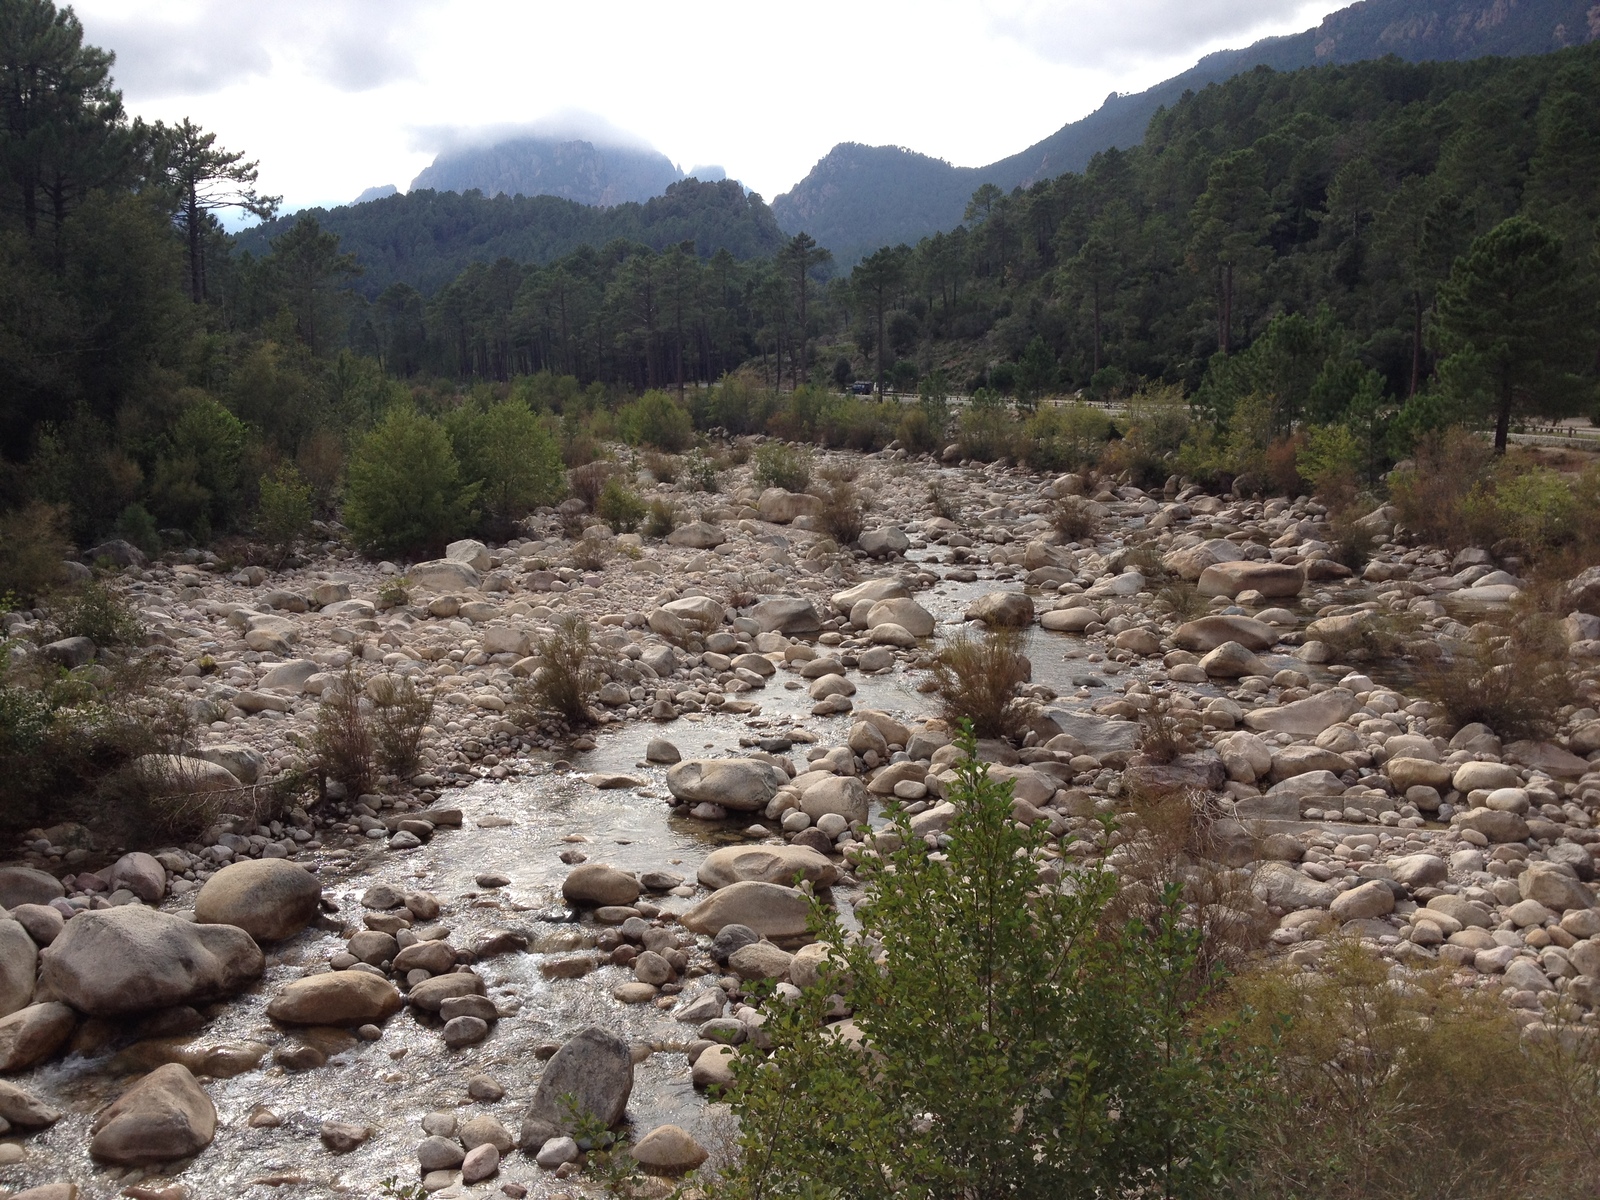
[72,0,1347,214]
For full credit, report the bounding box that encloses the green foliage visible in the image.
[146,392,249,538]
[256,462,314,563]
[1296,423,1363,503]
[53,581,143,647]
[595,477,645,533]
[682,449,720,493]
[0,504,69,603]
[751,442,811,492]
[1019,402,1112,472]
[515,615,597,728]
[956,389,1017,461]
[642,499,676,539]
[618,389,694,452]
[112,503,160,559]
[445,398,565,535]
[718,732,1264,1200]
[343,405,476,558]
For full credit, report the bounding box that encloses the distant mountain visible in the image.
[233,178,785,298]
[775,0,1600,261]
[353,184,397,204]
[410,136,684,207]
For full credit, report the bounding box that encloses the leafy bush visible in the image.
[1053,495,1102,543]
[682,449,720,492]
[1421,610,1576,740]
[1297,423,1363,506]
[446,398,565,536]
[112,502,161,559]
[1020,402,1113,472]
[718,734,1264,1200]
[515,615,597,728]
[642,499,676,539]
[0,504,70,603]
[53,581,143,647]
[567,460,612,511]
[640,450,679,483]
[369,673,434,778]
[751,442,812,492]
[256,462,314,564]
[344,406,477,558]
[815,482,864,545]
[929,628,1031,740]
[956,389,1018,461]
[1388,426,1497,549]
[596,477,645,533]
[619,390,694,451]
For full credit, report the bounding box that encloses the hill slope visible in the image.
[234,178,785,298]
[410,136,684,207]
[775,0,1600,260]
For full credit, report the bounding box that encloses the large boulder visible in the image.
[0,1079,61,1128]
[1456,808,1530,843]
[1564,565,1600,617]
[39,906,262,1017]
[660,596,725,632]
[0,1002,76,1071]
[520,1026,634,1144]
[1244,690,1358,737]
[562,864,641,908]
[859,527,909,557]
[679,881,812,939]
[0,866,64,909]
[1200,641,1267,678]
[757,489,822,524]
[965,592,1034,627]
[749,598,821,635]
[865,598,934,638]
[830,578,909,615]
[89,1063,216,1165]
[1162,539,1246,581]
[410,559,481,592]
[666,521,727,550]
[1196,561,1304,599]
[0,919,36,1017]
[1385,757,1453,792]
[800,776,870,824]
[446,538,492,571]
[1452,761,1521,792]
[266,971,403,1025]
[130,755,240,794]
[194,859,323,943]
[631,1124,709,1174]
[1172,616,1276,652]
[1521,862,1593,912]
[665,759,788,812]
[698,845,837,890]
[1250,862,1338,911]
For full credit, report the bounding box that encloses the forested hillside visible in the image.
[774,0,1600,259]
[234,179,787,298]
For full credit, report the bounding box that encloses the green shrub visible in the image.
[752,442,812,492]
[815,482,864,545]
[256,462,315,564]
[514,615,597,728]
[642,499,676,539]
[718,732,1264,1200]
[112,502,160,559]
[344,405,477,558]
[596,477,645,532]
[618,390,694,451]
[446,399,565,535]
[1020,402,1113,472]
[146,392,249,538]
[53,581,143,646]
[929,628,1031,740]
[956,389,1018,461]
[1297,423,1363,505]
[0,504,70,603]
[682,450,720,493]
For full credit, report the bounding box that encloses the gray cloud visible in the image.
[984,0,1320,68]
[79,0,427,99]
[410,110,658,156]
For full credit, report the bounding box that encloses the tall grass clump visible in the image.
[929,628,1031,741]
[595,477,644,533]
[751,442,812,493]
[1420,609,1576,739]
[1053,495,1102,543]
[310,666,375,799]
[515,615,598,728]
[816,482,865,545]
[369,673,434,778]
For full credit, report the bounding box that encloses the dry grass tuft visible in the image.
[567,460,613,511]
[1420,610,1576,740]
[815,482,865,545]
[514,615,598,728]
[929,628,1031,741]
[369,673,434,778]
[1053,496,1102,543]
[310,666,375,798]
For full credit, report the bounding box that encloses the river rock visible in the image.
[0,1002,75,1071]
[800,775,870,823]
[410,559,481,591]
[865,598,934,638]
[1250,862,1338,911]
[1200,641,1267,678]
[1244,689,1358,737]
[666,758,788,812]
[408,972,486,1012]
[1331,880,1395,922]
[749,597,821,635]
[965,592,1034,627]
[1452,761,1521,792]
[758,488,822,523]
[859,526,909,557]
[40,906,262,1017]
[1196,561,1304,599]
[562,864,642,907]
[417,1134,464,1171]
[194,859,323,943]
[680,881,812,939]
[89,1063,215,1164]
[632,1124,709,1174]
[1172,615,1276,652]
[0,1079,61,1128]
[698,845,837,890]
[667,520,727,549]
[520,1025,634,1144]
[1564,565,1600,616]
[0,866,64,909]
[0,920,35,1018]
[1389,854,1448,890]
[1456,808,1530,843]
[266,971,402,1025]
[1385,757,1452,791]
[1040,606,1100,632]
[1521,862,1593,912]
[831,578,909,614]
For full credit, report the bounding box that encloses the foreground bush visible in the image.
[344,406,477,558]
[446,398,566,536]
[718,736,1264,1200]
[1420,608,1576,740]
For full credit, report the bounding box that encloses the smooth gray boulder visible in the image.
[519,1026,634,1146]
[0,919,37,1017]
[666,759,788,812]
[698,845,837,890]
[39,905,263,1017]
[194,859,323,942]
[0,866,63,910]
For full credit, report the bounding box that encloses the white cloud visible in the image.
[983,0,1332,67]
